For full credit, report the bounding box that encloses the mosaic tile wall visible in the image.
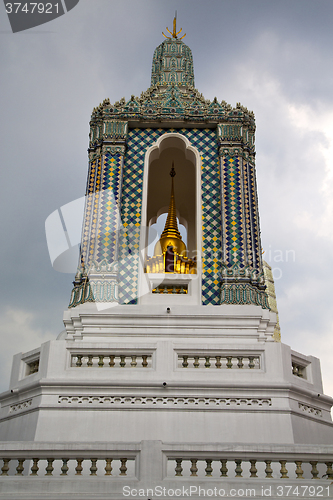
[95,153,123,264]
[247,161,262,272]
[81,154,123,269]
[221,156,246,267]
[242,159,253,268]
[81,157,101,269]
[79,129,262,306]
[220,156,261,273]
[118,128,222,305]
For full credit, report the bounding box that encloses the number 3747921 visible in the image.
[5,3,59,14]
[276,485,330,497]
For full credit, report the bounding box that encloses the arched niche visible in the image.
[139,133,202,305]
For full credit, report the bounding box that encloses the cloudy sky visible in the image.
[1,0,333,401]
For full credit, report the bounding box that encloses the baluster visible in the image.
[237,357,244,369]
[193,356,200,368]
[75,459,83,475]
[15,459,25,476]
[248,356,255,369]
[1,458,10,476]
[30,458,39,476]
[76,355,83,367]
[279,460,289,478]
[325,462,333,479]
[249,460,257,477]
[45,458,54,476]
[182,356,188,368]
[131,356,137,367]
[295,461,304,479]
[87,355,93,367]
[220,459,228,477]
[292,364,298,375]
[90,458,98,475]
[175,459,183,476]
[190,459,198,476]
[120,355,126,367]
[310,461,319,479]
[61,458,69,475]
[205,357,211,368]
[105,458,113,476]
[205,459,213,476]
[235,459,242,477]
[215,356,221,368]
[109,355,115,367]
[265,460,273,478]
[119,458,127,476]
[163,286,168,294]
[180,286,186,294]
[98,355,104,367]
[226,357,233,369]
[142,355,148,367]
[172,285,177,294]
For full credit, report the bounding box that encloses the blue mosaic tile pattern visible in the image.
[118,128,222,305]
[247,161,262,272]
[219,156,262,274]
[242,160,253,268]
[95,153,122,264]
[118,129,150,304]
[80,159,96,268]
[81,157,102,269]
[196,130,221,305]
[221,156,245,268]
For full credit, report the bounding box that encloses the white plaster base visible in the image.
[0,304,332,445]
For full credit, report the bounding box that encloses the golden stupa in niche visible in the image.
[146,163,196,275]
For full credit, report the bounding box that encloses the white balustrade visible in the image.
[178,355,260,369]
[71,354,152,368]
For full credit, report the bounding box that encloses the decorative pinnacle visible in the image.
[162,12,186,40]
[160,162,182,238]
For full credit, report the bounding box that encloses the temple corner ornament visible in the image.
[219,263,269,309]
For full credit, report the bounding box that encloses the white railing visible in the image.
[0,442,333,499]
[167,456,333,480]
[70,354,152,368]
[178,355,260,369]
[0,443,138,477]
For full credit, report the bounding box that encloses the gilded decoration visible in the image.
[146,163,196,275]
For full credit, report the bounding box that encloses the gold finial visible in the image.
[153,162,186,258]
[162,12,186,40]
[162,162,180,237]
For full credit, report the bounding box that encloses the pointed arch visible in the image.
[138,132,202,304]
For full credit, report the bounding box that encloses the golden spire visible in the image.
[160,164,181,239]
[154,163,186,257]
[162,12,186,40]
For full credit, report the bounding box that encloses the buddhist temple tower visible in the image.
[0,18,332,499]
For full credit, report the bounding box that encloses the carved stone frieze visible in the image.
[298,402,322,417]
[9,399,33,413]
[58,395,272,408]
